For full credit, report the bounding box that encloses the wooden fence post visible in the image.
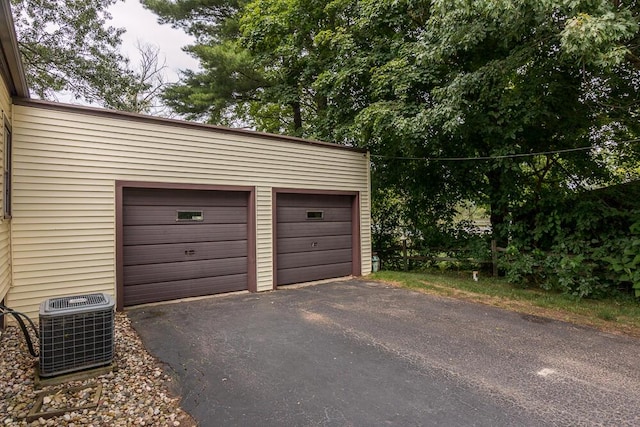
[491,239,498,277]
[402,239,408,271]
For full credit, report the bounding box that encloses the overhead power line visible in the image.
[370,145,595,162]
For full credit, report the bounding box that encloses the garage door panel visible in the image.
[124,224,247,246]
[124,257,247,286]
[123,188,250,306]
[276,222,351,239]
[277,262,352,286]
[277,207,352,223]
[124,188,248,207]
[124,274,248,306]
[124,240,248,266]
[124,205,247,226]
[276,193,354,286]
[277,235,352,254]
[278,248,352,270]
[277,194,352,208]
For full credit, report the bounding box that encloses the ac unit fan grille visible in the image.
[48,294,108,310]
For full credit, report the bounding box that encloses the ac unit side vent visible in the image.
[39,293,115,378]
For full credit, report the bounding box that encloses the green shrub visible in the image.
[502,182,640,299]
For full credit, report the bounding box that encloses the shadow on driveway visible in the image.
[128,280,640,426]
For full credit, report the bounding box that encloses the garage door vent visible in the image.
[39,293,115,377]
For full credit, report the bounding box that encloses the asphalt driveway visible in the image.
[128,280,640,426]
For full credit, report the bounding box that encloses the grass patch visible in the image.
[369,270,640,338]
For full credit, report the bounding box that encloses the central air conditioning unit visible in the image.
[39,293,115,377]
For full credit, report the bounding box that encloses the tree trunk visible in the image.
[291,101,302,132]
[315,94,327,112]
[487,169,509,248]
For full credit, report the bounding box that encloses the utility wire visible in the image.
[370,145,595,162]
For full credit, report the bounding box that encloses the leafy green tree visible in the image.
[342,0,640,245]
[145,0,352,136]
[147,0,640,249]
[11,0,139,110]
[142,0,240,41]
[143,0,260,126]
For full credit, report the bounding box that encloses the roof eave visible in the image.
[13,98,368,154]
[0,0,29,98]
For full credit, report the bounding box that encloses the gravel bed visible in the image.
[1,313,196,426]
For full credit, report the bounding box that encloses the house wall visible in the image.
[8,103,371,317]
[0,78,12,305]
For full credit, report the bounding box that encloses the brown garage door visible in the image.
[276,193,353,285]
[123,188,249,306]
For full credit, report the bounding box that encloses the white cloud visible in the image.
[109,0,200,83]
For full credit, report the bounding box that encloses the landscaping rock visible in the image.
[0,313,196,426]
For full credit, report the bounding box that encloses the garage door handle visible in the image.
[185,249,195,255]
[311,242,319,247]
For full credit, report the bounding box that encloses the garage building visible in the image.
[0,2,371,318]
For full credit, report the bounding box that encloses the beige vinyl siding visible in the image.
[361,155,372,274]
[9,105,371,317]
[256,187,273,291]
[0,79,11,303]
